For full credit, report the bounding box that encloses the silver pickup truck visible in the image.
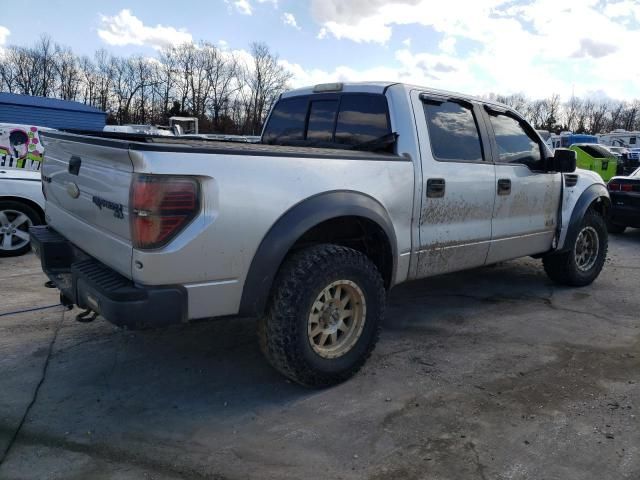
[31,82,610,387]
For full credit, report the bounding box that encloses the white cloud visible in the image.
[402,37,411,47]
[232,0,253,15]
[225,0,278,15]
[438,36,456,55]
[0,26,9,46]
[282,12,301,30]
[305,0,640,100]
[98,10,192,49]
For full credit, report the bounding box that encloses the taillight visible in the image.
[609,182,635,192]
[130,175,200,249]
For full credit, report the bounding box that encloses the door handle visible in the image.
[497,178,511,195]
[426,178,445,198]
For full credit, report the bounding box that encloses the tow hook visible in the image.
[76,309,98,323]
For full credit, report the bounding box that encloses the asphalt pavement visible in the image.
[1,231,639,479]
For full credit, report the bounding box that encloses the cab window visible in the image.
[488,113,543,169]
[423,100,484,162]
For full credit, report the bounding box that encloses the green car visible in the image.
[569,144,618,181]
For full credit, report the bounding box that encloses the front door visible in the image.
[481,107,562,264]
[412,91,496,278]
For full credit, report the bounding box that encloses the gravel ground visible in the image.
[0,230,638,480]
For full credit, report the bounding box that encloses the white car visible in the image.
[0,168,45,256]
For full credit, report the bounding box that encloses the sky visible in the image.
[1,0,640,100]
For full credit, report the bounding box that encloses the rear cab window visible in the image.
[262,93,394,153]
[422,99,484,162]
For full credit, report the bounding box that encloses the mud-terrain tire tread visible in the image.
[258,244,385,388]
[543,209,608,287]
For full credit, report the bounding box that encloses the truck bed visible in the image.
[43,130,402,161]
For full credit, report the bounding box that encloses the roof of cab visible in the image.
[280,81,510,110]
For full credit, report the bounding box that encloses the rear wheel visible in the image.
[258,244,385,388]
[543,210,608,286]
[0,200,43,257]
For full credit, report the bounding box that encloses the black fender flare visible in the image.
[559,183,610,252]
[239,190,398,317]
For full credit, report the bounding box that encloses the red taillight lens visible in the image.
[609,182,636,192]
[131,175,200,249]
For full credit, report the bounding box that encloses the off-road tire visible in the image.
[258,244,385,388]
[543,210,608,286]
[0,200,43,257]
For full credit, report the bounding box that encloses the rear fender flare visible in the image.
[239,190,397,317]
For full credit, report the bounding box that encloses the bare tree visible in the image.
[243,42,292,134]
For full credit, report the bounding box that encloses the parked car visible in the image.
[569,143,619,181]
[626,148,640,175]
[606,167,640,233]
[31,82,609,387]
[0,168,45,256]
[605,146,628,158]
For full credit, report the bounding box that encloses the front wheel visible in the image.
[258,244,385,388]
[543,210,608,286]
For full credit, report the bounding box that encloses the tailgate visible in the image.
[41,132,134,278]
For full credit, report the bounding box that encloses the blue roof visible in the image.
[0,92,105,115]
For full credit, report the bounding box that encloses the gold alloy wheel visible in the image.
[574,226,600,272]
[307,280,367,359]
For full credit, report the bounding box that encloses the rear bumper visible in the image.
[29,225,187,329]
[610,206,640,227]
[609,194,640,227]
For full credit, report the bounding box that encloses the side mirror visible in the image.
[549,148,576,173]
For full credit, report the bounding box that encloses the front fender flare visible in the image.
[557,183,610,252]
[239,190,397,317]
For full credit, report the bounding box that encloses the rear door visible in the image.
[41,132,134,277]
[481,107,561,263]
[412,91,496,277]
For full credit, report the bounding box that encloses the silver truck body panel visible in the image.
[408,89,497,277]
[487,165,561,264]
[39,82,607,322]
[42,138,134,277]
[129,150,415,318]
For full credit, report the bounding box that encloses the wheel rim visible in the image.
[307,280,367,359]
[0,209,33,251]
[574,226,599,272]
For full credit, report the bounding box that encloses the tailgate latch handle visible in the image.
[68,156,82,176]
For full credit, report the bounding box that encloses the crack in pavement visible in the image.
[466,441,489,480]
[0,308,65,466]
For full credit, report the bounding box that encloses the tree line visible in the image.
[1,35,640,135]
[0,36,292,134]
[489,93,640,135]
